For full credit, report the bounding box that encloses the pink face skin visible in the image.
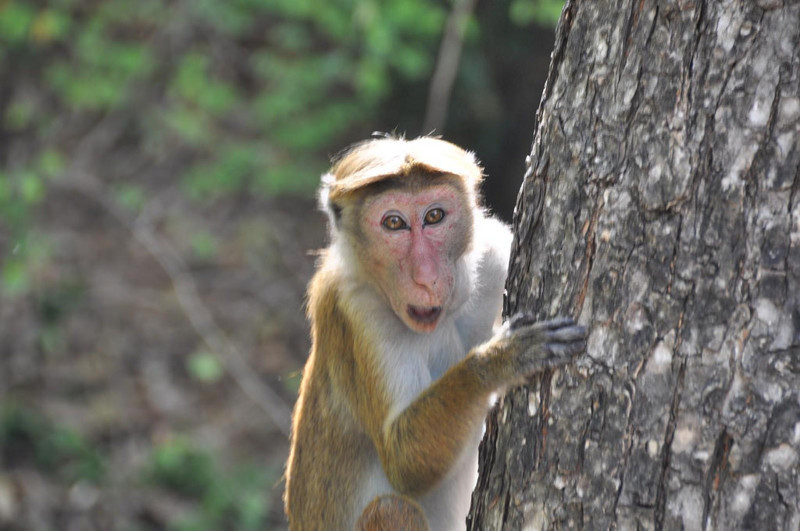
[360,184,468,333]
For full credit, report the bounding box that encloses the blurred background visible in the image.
[0,0,560,528]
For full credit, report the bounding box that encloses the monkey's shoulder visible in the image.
[306,264,387,378]
[472,214,512,271]
[465,214,512,302]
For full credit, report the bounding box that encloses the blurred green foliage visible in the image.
[0,0,562,297]
[187,350,225,382]
[148,438,216,499]
[0,2,561,525]
[509,0,564,27]
[146,437,277,530]
[0,404,106,484]
[0,404,277,529]
[1,0,449,199]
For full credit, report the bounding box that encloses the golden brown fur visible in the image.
[355,495,428,530]
[285,260,381,528]
[285,137,586,530]
[286,248,490,529]
[325,137,483,203]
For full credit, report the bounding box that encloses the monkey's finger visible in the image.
[508,316,577,334]
[544,340,587,358]
[515,321,581,341]
[521,317,577,334]
[507,313,537,330]
[544,325,587,342]
[538,317,577,330]
[519,350,576,373]
[518,339,585,367]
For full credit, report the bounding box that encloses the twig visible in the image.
[56,173,293,437]
[422,0,480,134]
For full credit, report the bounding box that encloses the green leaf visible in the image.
[2,259,29,297]
[4,100,36,129]
[115,184,146,212]
[94,0,163,25]
[384,1,445,36]
[310,4,352,40]
[364,23,393,57]
[165,105,212,146]
[183,144,262,199]
[187,351,224,383]
[109,43,153,77]
[0,173,11,203]
[38,150,65,180]
[191,0,252,34]
[45,62,127,110]
[265,0,313,18]
[31,9,71,43]
[190,231,219,261]
[148,438,215,498]
[251,160,320,197]
[0,406,106,483]
[238,491,268,530]
[509,0,564,27]
[355,58,389,101]
[271,23,311,52]
[172,54,236,114]
[392,46,430,79]
[20,172,45,204]
[273,100,361,150]
[0,2,36,43]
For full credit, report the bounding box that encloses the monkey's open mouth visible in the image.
[407,305,442,325]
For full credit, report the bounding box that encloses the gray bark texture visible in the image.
[468,0,800,529]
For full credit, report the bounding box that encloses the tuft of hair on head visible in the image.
[318,171,342,233]
[317,136,484,230]
[371,130,406,140]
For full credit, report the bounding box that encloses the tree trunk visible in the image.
[468,1,800,529]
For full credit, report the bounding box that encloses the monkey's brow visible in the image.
[364,173,464,196]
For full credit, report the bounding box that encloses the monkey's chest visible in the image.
[424,322,470,381]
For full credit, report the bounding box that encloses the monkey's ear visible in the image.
[318,172,342,231]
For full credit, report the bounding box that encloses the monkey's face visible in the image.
[356,182,472,333]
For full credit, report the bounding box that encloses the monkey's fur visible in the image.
[284,137,586,530]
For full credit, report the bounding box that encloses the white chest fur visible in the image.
[340,214,511,529]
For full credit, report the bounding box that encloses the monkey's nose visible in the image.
[411,260,438,290]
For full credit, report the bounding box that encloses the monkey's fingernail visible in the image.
[509,313,536,330]
[546,317,575,328]
[546,326,586,342]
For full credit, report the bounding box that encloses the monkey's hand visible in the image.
[476,314,587,386]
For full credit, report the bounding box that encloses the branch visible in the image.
[422,0,479,134]
[56,173,293,437]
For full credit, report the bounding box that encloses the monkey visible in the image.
[284,136,586,530]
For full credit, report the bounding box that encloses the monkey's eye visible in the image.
[424,208,445,225]
[382,214,408,231]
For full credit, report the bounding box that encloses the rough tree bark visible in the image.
[468,1,799,529]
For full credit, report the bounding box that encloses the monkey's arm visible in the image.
[375,317,586,497]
